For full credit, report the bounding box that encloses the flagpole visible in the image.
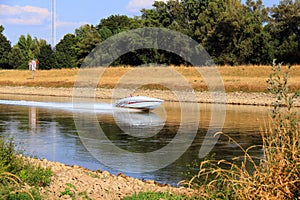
[52,0,56,47]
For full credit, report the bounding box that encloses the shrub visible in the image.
[0,137,52,199]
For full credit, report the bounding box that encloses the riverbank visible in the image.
[21,156,195,199]
[1,85,300,107]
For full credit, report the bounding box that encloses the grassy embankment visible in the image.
[0,138,52,199]
[0,65,299,92]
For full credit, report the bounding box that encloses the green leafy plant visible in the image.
[60,183,92,200]
[60,183,77,200]
[0,137,52,199]
[0,172,37,200]
[122,191,196,200]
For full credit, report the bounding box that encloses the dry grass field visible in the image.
[0,65,299,92]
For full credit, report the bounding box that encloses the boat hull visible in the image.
[114,96,163,111]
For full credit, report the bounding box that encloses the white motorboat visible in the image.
[114,96,163,111]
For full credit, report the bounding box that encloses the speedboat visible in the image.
[114,96,164,111]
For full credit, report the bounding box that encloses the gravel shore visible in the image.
[1,85,299,106]
[22,156,195,200]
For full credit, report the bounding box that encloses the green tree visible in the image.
[201,0,272,65]
[31,37,47,58]
[97,15,141,33]
[96,15,142,42]
[267,0,300,64]
[55,34,78,68]
[8,46,26,69]
[98,27,113,41]
[0,25,11,69]
[141,1,173,28]
[37,44,56,70]
[16,34,35,69]
[75,24,101,67]
[14,34,50,69]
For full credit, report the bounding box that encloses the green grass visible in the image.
[122,191,198,200]
[0,137,53,199]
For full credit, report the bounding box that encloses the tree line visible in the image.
[0,0,299,69]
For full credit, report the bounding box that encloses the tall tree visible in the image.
[141,1,173,28]
[200,0,272,65]
[75,24,101,67]
[8,46,26,69]
[31,37,47,58]
[267,0,300,64]
[37,44,56,70]
[0,25,11,69]
[16,34,35,69]
[96,15,142,42]
[55,34,78,68]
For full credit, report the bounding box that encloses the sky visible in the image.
[0,0,280,46]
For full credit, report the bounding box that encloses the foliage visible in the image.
[183,61,300,199]
[60,183,76,200]
[37,44,56,70]
[7,34,48,69]
[0,137,53,199]
[59,183,92,200]
[0,25,11,69]
[122,191,197,200]
[266,0,300,64]
[54,34,78,68]
[0,0,300,68]
[8,46,26,69]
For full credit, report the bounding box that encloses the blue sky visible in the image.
[0,0,280,46]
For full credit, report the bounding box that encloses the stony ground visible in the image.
[1,86,299,106]
[22,156,195,200]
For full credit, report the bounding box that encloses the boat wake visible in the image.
[0,99,139,114]
[0,99,165,128]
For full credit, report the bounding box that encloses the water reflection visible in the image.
[114,112,165,138]
[0,94,294,185]
[29,107,37,131]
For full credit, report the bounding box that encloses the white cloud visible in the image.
[55,20,88,28]
[126,0,168,13]
[0,4,51,25]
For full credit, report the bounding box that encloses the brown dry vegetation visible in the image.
[0,65,299,92]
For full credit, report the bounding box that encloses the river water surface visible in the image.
[0,94,289,185]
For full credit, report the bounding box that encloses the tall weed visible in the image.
[0,137,52,199]
[183,60,300,199]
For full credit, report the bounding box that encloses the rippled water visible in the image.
[0,94,285,185]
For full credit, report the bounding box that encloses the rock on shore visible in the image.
[22,156,194,200]
[1,86,299,106]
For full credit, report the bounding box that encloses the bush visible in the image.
[0,137,52,199]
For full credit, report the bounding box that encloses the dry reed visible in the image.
[181,62,300,199]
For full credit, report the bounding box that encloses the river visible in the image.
[0,94,283,185]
